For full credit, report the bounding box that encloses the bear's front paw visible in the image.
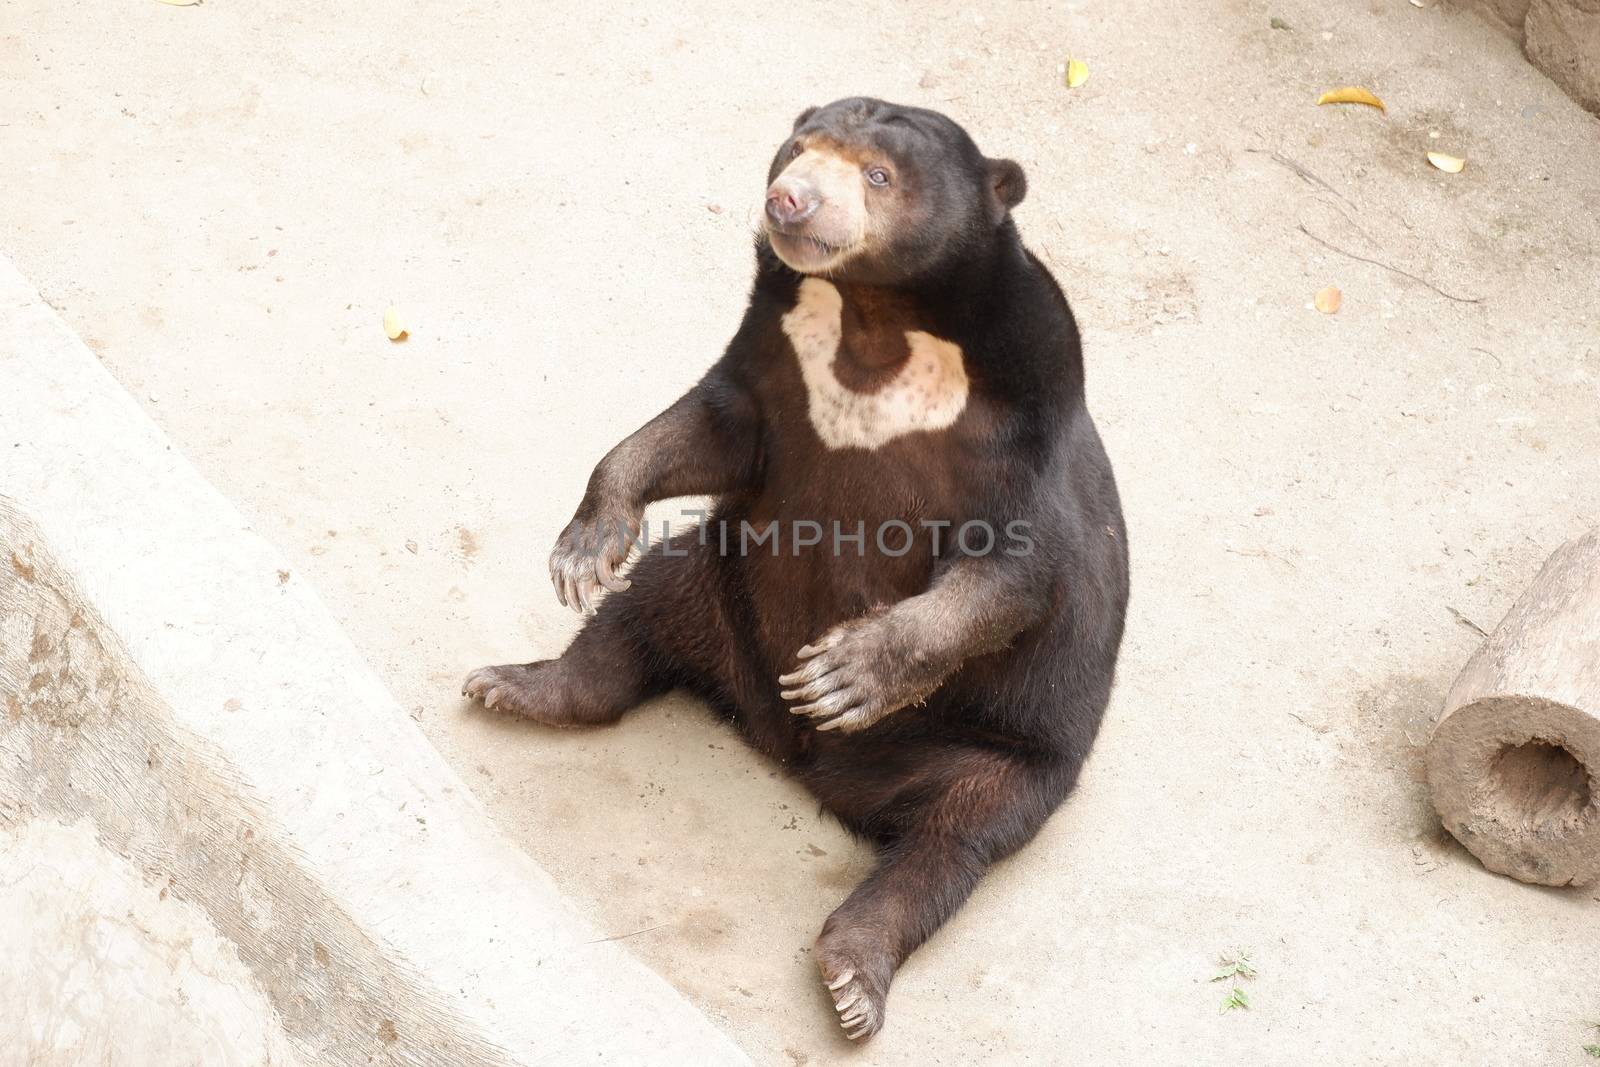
[778,613,946,733]
[548,505,641,615]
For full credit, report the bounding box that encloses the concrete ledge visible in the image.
[0,254,748,1066]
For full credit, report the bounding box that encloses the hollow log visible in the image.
[1427,527,1600,887]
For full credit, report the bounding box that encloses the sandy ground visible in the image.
[5,0,1600,1063]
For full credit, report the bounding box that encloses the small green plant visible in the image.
[1219,987,1250,1014]
[1212,950,1258,983]
[1212,950,1257,1013]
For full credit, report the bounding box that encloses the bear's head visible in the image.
[761,97,1025,285]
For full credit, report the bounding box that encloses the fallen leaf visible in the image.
[1064,58,1089,89]
[1316,86,1386,113]
[1427,150,1466,173]
[1315,286,1343,314]
[383,306,408,341]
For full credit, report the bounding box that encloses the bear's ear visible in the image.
[792,106,819,131]
[986,158,1027,223]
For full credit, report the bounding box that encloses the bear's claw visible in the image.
[462,664,539,716]
[819,962,885,1041]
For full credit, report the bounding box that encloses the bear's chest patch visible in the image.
[781,278,970,452]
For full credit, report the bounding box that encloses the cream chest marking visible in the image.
[781,278,970,451]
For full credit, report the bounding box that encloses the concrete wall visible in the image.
[2,501,513,1066]
[0,255,749,1066]
[1,820,305,1067]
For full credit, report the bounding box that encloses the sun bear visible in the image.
[464,97,1130,1042]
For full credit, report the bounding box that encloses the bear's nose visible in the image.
[765,182,819,227]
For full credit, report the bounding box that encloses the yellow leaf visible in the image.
[1315,286,1343,314]
[1427,151,1466,173]
[1065,58,1090,89]
[1316,86,1387,113]
[383,306,408,341]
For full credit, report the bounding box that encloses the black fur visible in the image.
[465,97,1129,1042]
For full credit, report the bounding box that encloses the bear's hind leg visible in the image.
[462,597,663,726]
[463,529,741,727]
[813,747,1072,1041]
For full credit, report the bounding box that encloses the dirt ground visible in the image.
[5,0,1600,1062]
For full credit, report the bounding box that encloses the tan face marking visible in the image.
[785,149,867,238]
[782,279,969,451]
[766,146,874,274]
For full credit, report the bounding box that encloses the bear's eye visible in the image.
[865,166,891,187]
[789,141,804,159]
